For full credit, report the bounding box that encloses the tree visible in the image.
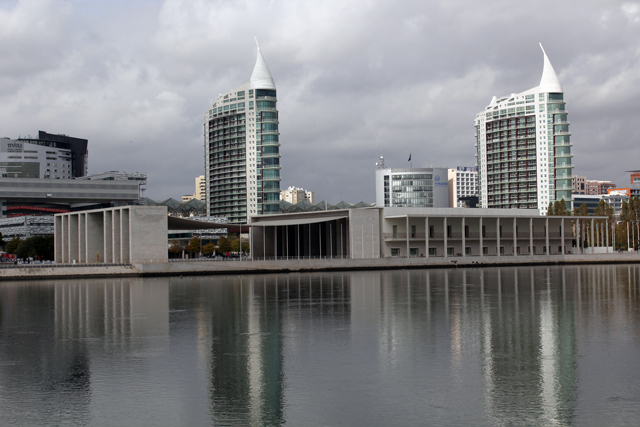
[548,198,570,216]
[16,239,36,259]
[547,202,555,216]
[6,237,21,254]
[203,242,216,255]
[187,236,201,255]
[574,203,588,217]
[217,236,233,254]
[168,239,183,258]
[0,232,4,247]
[30,236,54,260]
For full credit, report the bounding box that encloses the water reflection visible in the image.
[0,265,639,426]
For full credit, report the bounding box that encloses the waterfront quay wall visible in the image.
[2,252,640,280]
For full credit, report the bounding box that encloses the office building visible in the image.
[280,186,314,204]
[204,42,281,223]
[0,131,88,179]
[375,165,449,208]
[475,45,573,214]
[448,167,478,207]
[572,175,586,194]
[585,180,616,195]
[572,175,616,195]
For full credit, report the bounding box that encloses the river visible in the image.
[1,264,639,426]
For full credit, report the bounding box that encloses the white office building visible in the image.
[448,167,478,207]
[375,164,449,208]
[204,42,281,223]
[474,44,573,215]
[1,138,73,179]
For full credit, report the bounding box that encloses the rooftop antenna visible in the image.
[375,133,386,169]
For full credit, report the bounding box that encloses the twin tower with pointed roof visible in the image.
[474,44,573,215]
[204,43,280,224]
[204,42,570,222]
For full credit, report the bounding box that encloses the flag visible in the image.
[408,153,411,162]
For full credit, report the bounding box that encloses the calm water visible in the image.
[1,265,640,426]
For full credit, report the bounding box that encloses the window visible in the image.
[411,225,416,238]
[428,247,436,256]
[392,225,397,238]
[391,248,400,257]
[410,248,418,257]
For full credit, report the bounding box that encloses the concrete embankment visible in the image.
[2,252,640,281]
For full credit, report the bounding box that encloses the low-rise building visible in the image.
[0,215,54,239]
[249,206,604,259]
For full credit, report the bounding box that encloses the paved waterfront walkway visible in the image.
[2,252,640,280]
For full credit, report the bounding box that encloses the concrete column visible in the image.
[479,217,483,256]
[529,217,533,255]
[425,217,429,258]
[54,215,63,263]
[561,217,565,255]
[578,219,582,254]
[545,217,549,255]
[104,210,113,263]
[70,214,79,263]
[61,215,68,263]
[496,217,500,256]
[121,209,130,263]
[406,216,410,257]
[513,217,517,256]
[443,217,448,258]
[591,218,595,254]
[606,219,609,253]
[113,210,121,263]
[79,213,86,263]
[462,217,466,257]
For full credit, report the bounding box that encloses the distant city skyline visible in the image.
[1,1,638,203]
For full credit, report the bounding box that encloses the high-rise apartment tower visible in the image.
[474,44,573,215]
[204,42,281,223]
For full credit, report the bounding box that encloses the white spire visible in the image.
[539,43,562,93]
[250,37,276,89]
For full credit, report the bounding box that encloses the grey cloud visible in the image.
[1,0,639,201]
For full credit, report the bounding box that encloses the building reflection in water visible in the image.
[0,278,169,425]
[190,272,352,426]
[374,265,640,426]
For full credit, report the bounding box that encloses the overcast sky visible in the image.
[1,0,639,203]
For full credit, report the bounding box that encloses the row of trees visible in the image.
[4,235,55,260]
[168,235,250,258]
[547,197,640,250]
